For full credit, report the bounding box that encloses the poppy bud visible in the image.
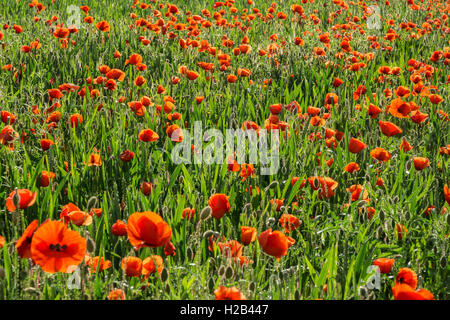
[225,266,234,279]
[248,282,256,292]
[203,230,214,239]
[266,217,276,227]
[218,265,226,277]
[160,268,169,282]
[86,237,96,253]
[200,206,212,220]
[186,247,194,260]
[208,277,215,291]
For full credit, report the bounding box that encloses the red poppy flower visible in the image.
[31,220,87,273]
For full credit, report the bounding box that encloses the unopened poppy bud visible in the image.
[24,287,40,296]
[379,210,385,222]
[203,230,214,239]
[218,265,226,277]
[160,268,169,282]
[440,256,447,268]
[266,217,275,227]
[208,277,215,291]
[186,247,194,260]
[178,175,184,184]
[404,211,411,220]
[200,206,212,220]
[225,266,234,279]
[359,286,368,298]
[279,206,286,212]
[86,237,96,253]
[249,282,256,292]
[13,188,20,211]
[165,283,171,294]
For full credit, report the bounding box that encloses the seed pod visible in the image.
[208,277,215,291]
[86,237,96,253]
[379,210,385,222]
[203,230,214,239]
[439,256,447,269]
[266,217,276,227]
[186,247,194,260]
[200,206,212,220]
[218,265,226,277]
[160,268,169,282]
[404,211,411,221]
[225,266,234,279]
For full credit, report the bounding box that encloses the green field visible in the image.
[0,0,448,300]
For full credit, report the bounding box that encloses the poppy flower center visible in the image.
[49,243,67,252]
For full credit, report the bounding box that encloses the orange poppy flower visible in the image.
[227,74,237,83]
[68,210,92,227]
[370,148,391,162]
[108,289,126,300]
[392,283,434,300]
[31,220,87,273]
[138,129,159,142]
[395,267,418,289]
[307,176,339,199]
[344,162,360,173]
[96,20,110,32]
[1,110,17,125]
[208,194,231,219]
[347,184,369,202]
[217,240,243,258]
[400,139,413,152]
[127,211,172,249]
[142,255,164,278]
[278,214,301,233]
[40,139,55,151]
[120,150,135,162]
[413,157,429,170]
[428,94,443,104]
[214,286,246,300]
[258,229,289,260]
[379,121,402,137]
[443,185,450,206]
[186,70,199,80]
[85,255,112,273]
[388,98,411,118]
[121,256,143,277]
[348,137,367,154]
[16,219,39,259]
[0,235,4,248]
[140,182,152,196]
[111,220,127,236]
[40,170,55,187]
[6,189,37,212]
[240,226,257,246]
[237,68,251,77]
[396,224,408,240]
[160,238,174,256]
[133,75,146,87]
[87,153,102,166]
[372,258,394,274]
[181,207,195,220]
[105,69,126,81]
